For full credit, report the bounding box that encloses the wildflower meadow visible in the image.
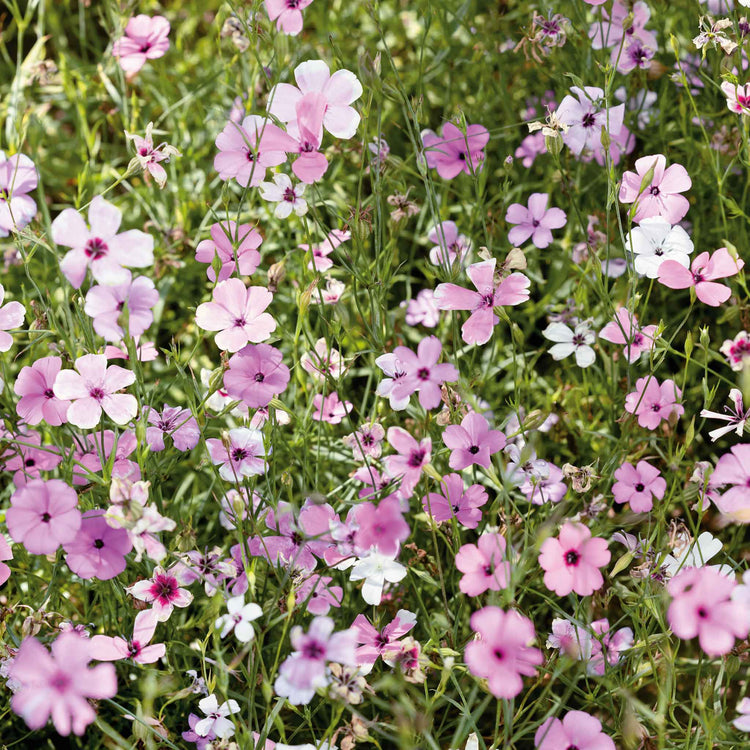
[3,0,750,747]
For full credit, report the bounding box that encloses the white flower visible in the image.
[347,551,407,605]
[627,217,694,278]
[661,530,733,578]
[215,595,263,642]
[194,694,240,739]
[542,321,596,367]
[259,174,308,218]
[700,388,750,442]
[451,734,479,750]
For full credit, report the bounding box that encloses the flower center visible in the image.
[634,483,645,492]
[232,447,249,462]
[493,648,504,660]
[417,367,430,380]
[565,549,580,566]
[44,388,54,399]
[85,237,108,259]
[41,512,51,522]
[408,449,425,468]
[283,187,297,202]
[49,670,71,692]
[649,186,660,196]
[90,387,105,400]
[94,539,104,549]
[302,640,326,659]
[469,445,479,455]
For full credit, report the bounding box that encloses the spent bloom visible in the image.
[619,154,692,224]
[0,151,38,236]
[657,247,744,306]
[112,14,170,73]
[505,193,567,249]
[539,522,611,596]
[125,122,180,187]
[455,533,511,596]
[624,376,684,429]
[421,121,489,178]
[612,459,666,512]
[51,195,154,289]
[0,283,25,352]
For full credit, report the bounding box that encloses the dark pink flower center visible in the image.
[697,607,708,619]
[565,549,580,566]
[234,316,247,327]
[283,187,297,202]
[634,483,645,492]
[41,512,51,522]
[85,237,108,259]
[90,387,105,400]
[469,445,479,454]
[649,185,660,196]
[232,447,249,462]
[49,670,71,692]
[408,450,426,468]
[254,372,265,382]
[129,641,142,657]
[581,112,596,128]
[417,367,430,380]
[44,388,54,399]
[155,577,178,601]
[493,648,505,660]
[302,640,326,659]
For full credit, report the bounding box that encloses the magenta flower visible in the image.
[352,609,417,673]
[0,151,38,236]
[598,308,657,363]
[274,616,358,705]
[423,473,488,529]
[126,564,194,621]
[53,353,137,429]
[389,336,459,411]
[464,606,543,699]
[195,278,276,352]
[14,356,70,425]
[51,196,154,289]
[667,567,748,656]
[6,479,81,556]
[657,247,744,306]
[624,376,684,430]
[539,522,611,596]
[0,283,24,352]
[612,459,666,512]
[195,221,262,282]
[619,154,692,224]
[264,0,314,35]
[535,710,616,750]
[112,14,170,73]
[456,533,510,596]
[421,121,489,179]
[443,411,506,470]
[223,343,290,409]
[505,193,567,249]
[312,391,353,424]
[0,535,12,586]
[710,444,750,516]
[84,273,158,341]
[434,259,531,345]
[206,427,267,481]
[268,60,363,140]
[63,510,132,580]
[90,609,165,664]
[214,115,296,188]
[9,632,117,735]
[384,427,432,497]
[146,404,200,452]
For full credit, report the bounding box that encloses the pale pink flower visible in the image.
[300,337,344,381]
[464,607,543,699]
[126,564,194,621]
[721,331,750,371]
[295,574,343,616]
[505,193,567,249]
[721,81,750,114]
[9,632,117,735]
[612,459,666,512]
[195,278,276,352]
[223,343,290,409]
[587,618,633,676]
[657,247,744,306]
[352,609,417,674]
[53,353,137,429]
[206,427,267,481]
[709,444,750,517]
[733,698,750,732]
[443,411,506,470]
[421,122,489,179]
[112,14,170,73]
[84,273,158,341]
[0,283,24,352]
[539,522,611,596]
[342,422,385,460]
[402,289,440,328]
[427,221,471,266]
[312,391,353,424]
[514,132,547,168]
[52,196,154,289]
[264,0,314,35]
[434,259,531,345]
[535,710,616,750]
[13,356,71,425]
[0,535,12,586]
[299,229,350,272]
[423,473,487,529]
[146,404,200,452]
[195,221,262,282]
[700,389,750,442]
[194,694,240,739]
[63,510,132,580]
[259,174,308,218]
[624,376,684,429]
[0,151,38,236]
[455,533,510,596]
[598,308,657,363]
[555,86,625,158]
[90,609,165,664]
[619,154,691,224]
[375,352,410,410]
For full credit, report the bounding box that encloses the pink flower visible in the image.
[1,429,62,487]
[0,151,38,236]
[90,609,165,664]
[0,283,24,352]
[268,60,363,140]
[667,567,748,656]
[700,389,750,442]
[300,338,344,381]
[589,1,656,50]
[13,356,71,425]
[112,14,170,73]
[53,353,137,429]
[51,196,154,289]
[443,411,506,470]
[619,154,692,224]
[434,259,531,345]
[206,427,267,481]
[195,221,262,282]
[403,289,440,328]
[299,229,350,272]
[312,391,353,424]
[274,616,357,705]
[388,336,459,411]
[195,278,276,352]
[9,632,117,735]
[721,330,750,371]
[352,497,410,557]
[146,404,200,452]
[264,0,314,35]
[126,564,194,621]
[612,459,666,512]
[587,618,633,676]
[384,427,432,497]
[352,609,417,673]
[125,122,180,188]
[213,115,296,188]
[342,422,385,460]
[63,510,132,580]
[223,343,290,409]
[423,474,487,529]
[624,376,684,429]
[6,479,81,556]
[514,132,547,168]
[421,121,489,179]
[84,272,158,341]
[427,221,471,266]
[555,86,625,158]
[0,535,12,586]
[721,81,750,114]
[464,606,543,699]
[598,308,657,363]
[710,444,750,516]
[505,193,567,249]
[539,522,611,596]
[519,462,568,505]
[72,429,139,485]
[295,574,343,616]
[657,247,744,306]
[535,710,616,750]
[456,533,510,596]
